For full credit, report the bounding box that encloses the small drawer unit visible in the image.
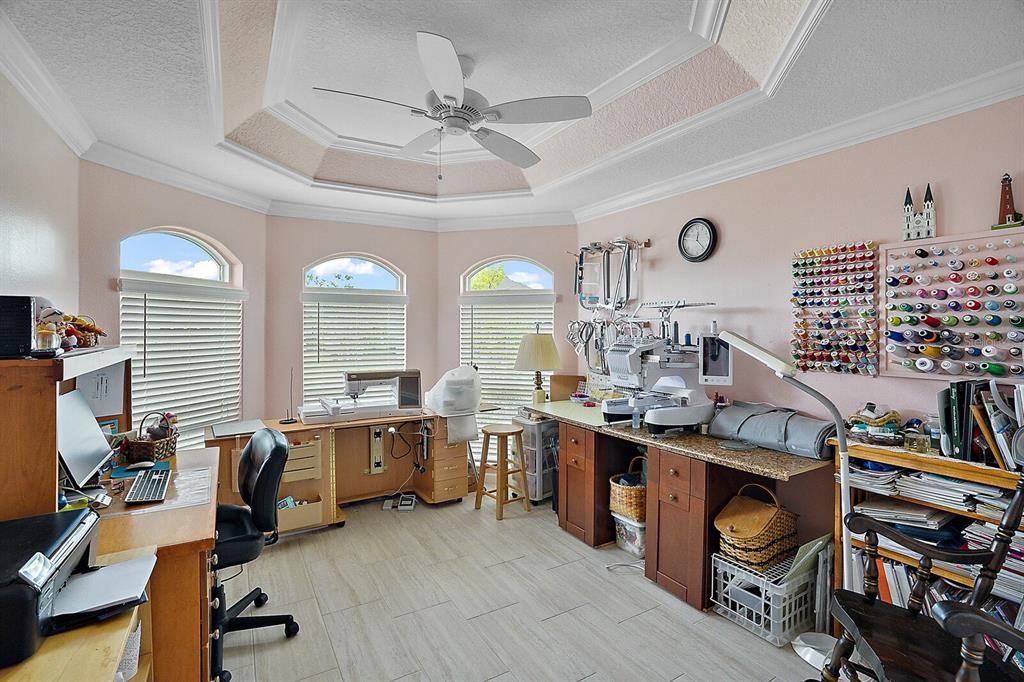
[231,438,322,492]
[513,416,558,501]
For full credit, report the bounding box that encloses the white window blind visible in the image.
[459,300,554,428]
[119,290,243,449]
[302,301,407,403]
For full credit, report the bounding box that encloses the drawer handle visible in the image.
[667,493,676,501]
[570,438,578,445]
[571,458,578,465]
[668,468,677,476]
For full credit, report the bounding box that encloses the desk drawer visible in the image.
[431,457,467,482]
[660,486,690,512]
[562,425,587,469]
[659,451,691,495]
[431,439,468,461]
[232,439,322,491]
[433,476,468,502]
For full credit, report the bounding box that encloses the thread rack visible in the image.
[790,241,879,375]
[880,227,1024,380]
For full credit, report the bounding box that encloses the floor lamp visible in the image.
[718,330,854,590]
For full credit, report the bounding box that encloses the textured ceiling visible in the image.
[3,0,1022,223]
[284,0,697,152]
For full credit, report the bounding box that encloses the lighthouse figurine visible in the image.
[993,173,1024,230]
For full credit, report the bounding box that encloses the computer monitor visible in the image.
[699,335,733,386]
[57,390,114,489]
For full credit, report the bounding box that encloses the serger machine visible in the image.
[298,370,422,425]
[600,302,733,434]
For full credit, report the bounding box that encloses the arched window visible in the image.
[460,257,555,428]
[118,229,246,449]
[301,254,407,404]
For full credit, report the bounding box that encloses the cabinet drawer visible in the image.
[562,425,587,464]
[232,440,322,491]
[660,486,690,512]
[431,458,467,482]
[659,452,690,494]
[431,439,468,460]
[433,476,468,502]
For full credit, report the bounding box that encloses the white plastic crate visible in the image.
[711,552,816,647]
[526,470,553,502]
[611,511,646,558]
[513,416,559,451]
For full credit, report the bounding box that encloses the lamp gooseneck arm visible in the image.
[780,374,854,590]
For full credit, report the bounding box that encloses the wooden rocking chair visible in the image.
[812,476,1024,682]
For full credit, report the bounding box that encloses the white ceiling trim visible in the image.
[83,140,271,213]
[574,61,1024,224]
[262,0,303,109]
[436,211,575,232]
[217,138,313,184]
[762,0,832,98]
[0,8,96,156]
[535,88,766,196]
[198,0,225,144]
[689,0,730,43]
[268,199,436,231]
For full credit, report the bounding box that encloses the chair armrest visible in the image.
[933,600,1024,653]
[845,513,994,565]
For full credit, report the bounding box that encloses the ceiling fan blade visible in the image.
[313,87,426,115]
[415,32,464,107]
[483,96,592,124]
[399,128,443,157]
[470,127,540,168]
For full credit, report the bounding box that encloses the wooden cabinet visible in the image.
[563,451,588,541]
[414,438,469,503]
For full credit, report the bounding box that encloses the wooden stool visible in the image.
[474,424,531,520]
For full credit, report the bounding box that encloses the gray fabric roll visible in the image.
[709,402,836,460]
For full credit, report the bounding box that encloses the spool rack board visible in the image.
[880,227,1024,380]
[791,241,879,375]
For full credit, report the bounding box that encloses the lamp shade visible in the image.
[514,332,561,371]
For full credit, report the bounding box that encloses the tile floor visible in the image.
[218,496,818,682]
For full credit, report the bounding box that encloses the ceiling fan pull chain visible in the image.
[437,129,443,181]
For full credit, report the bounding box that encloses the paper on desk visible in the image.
[53,554,156,616]
[211,419,266,438]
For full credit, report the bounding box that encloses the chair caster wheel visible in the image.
[254,592,269,608]
[285,620,299,638]
[219,671,232,682]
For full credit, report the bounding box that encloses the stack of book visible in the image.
[963,522,1024,601]
[938,380,1022,470]
[854,498,957,529]
[842,462,902,495]
[895,471,1007,515]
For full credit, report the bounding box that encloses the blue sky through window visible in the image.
[469,259,552,290]
[305,257,400,290]
[120,232,224,281]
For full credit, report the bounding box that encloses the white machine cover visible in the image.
[425,366,482,443]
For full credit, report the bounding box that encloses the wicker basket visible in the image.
[609,456,646,522]
[714,483,797,571]
[125,412,178,463]
[74,315,100,348]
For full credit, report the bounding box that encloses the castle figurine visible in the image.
[903,184,936,240]
[993,173,1024,230]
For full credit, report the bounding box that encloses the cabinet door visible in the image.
[564,457,588,541]
[656,489,706,606]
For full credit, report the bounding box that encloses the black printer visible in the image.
[0,509,98,668]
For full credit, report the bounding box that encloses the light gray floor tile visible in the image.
[425,554,519,619]
[308,554,381,615]
[253,598,338,682]
[395,602,509,682]
[368,554,451,617]
[323,599,419,682]
[474,603,595,681]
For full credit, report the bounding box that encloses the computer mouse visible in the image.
[124,461,156,471]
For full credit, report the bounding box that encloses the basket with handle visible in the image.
[125,411,178,463]
[609,455,647,522]
[714,483,797,571]
[74,314,100,348]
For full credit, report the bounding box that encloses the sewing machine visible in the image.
[298,370,423,425]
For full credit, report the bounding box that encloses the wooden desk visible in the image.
[527,401,834,610]
[98,449,218,682]
[0,546,157,682]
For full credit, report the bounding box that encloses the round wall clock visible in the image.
[677,218,718,263]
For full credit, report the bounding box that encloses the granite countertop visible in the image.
[526,401,830,481]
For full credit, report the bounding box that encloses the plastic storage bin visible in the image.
[610,511,646,559]
[710,552,816,646]
[513,415,559,451]
[513,416,558,502]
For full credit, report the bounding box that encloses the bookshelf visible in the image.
[832,439,1022,592]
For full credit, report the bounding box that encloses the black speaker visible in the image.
[0,296,36,358]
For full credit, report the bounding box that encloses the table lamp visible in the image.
[718,330,854,590]
[514,324,561,404]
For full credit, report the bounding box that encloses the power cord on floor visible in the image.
[605,560,645,572]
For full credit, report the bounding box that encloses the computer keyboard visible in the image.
[124,468,170,504]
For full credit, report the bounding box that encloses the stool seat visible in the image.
[475,422,531,520]
[482,424,524,436]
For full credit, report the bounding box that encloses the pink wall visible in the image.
[577,97,1024,421]
[0,74,79,310]
[435,224,580,378]
[264,215,438,417]
[77,161,268,418]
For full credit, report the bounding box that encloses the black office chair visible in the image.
[211,428,297,682]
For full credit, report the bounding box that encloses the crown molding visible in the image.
[689,0,730,43]
[267,200,436,231]
[268,100,337,149]
[763,0,832,98]
[198,0,225,144]
[436,212,576,232]
[83,141,271,213]
[217,138,313,185]
[574,61,1024,224]
[0,9,96,155]
[262,0,303,109]
[536,88,766,195]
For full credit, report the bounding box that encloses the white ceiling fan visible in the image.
[314,32,592,169]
